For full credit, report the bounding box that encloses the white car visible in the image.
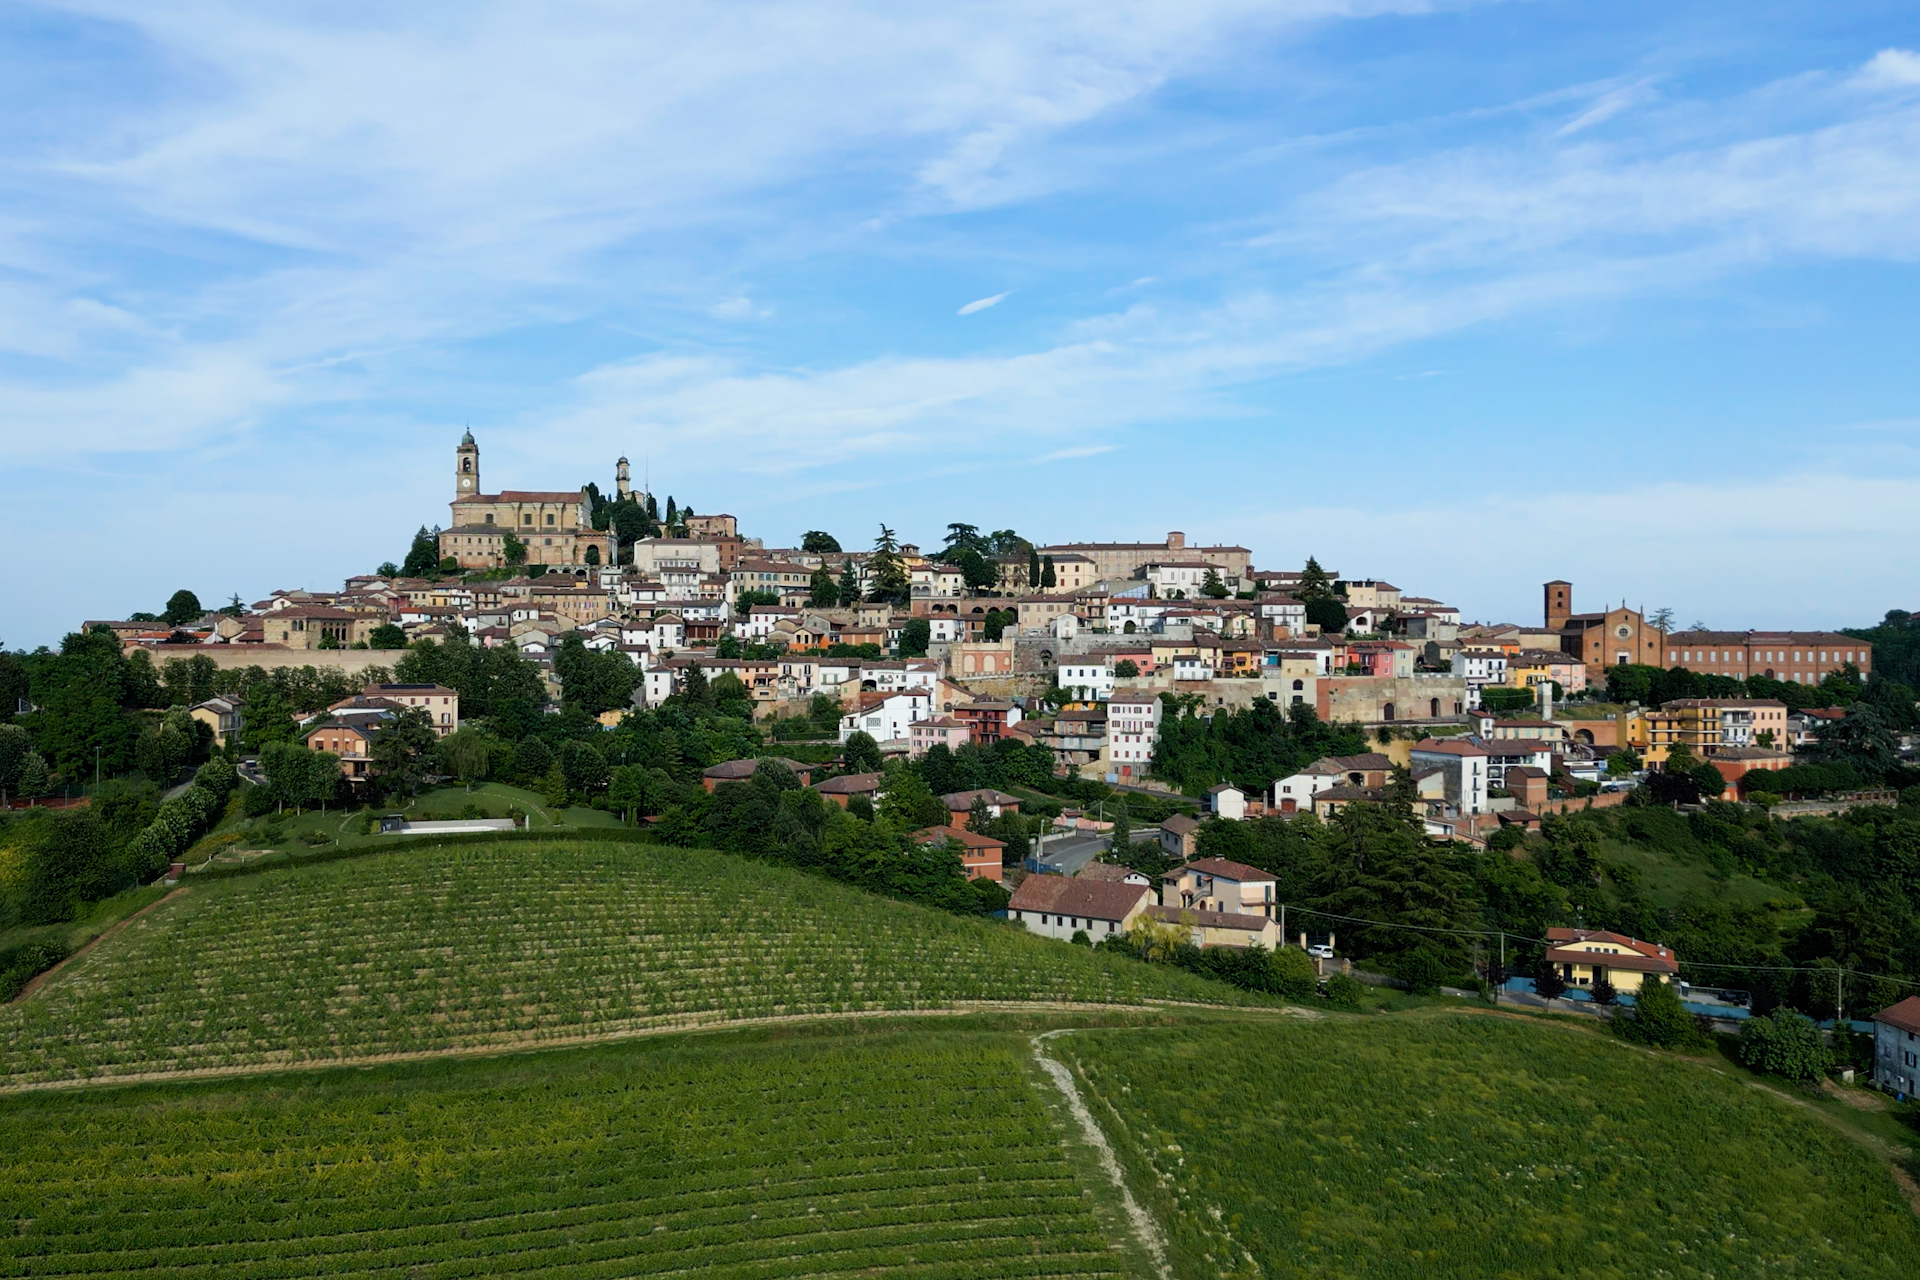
[1307,944,1335,960]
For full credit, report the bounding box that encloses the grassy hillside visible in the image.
[0,1026,1148,1280]
[1057,1014,1920,1280]
[0,841,1261,1086]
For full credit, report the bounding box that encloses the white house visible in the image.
[1206,784,1247,820]
[1258,596,1307,634]
[1007,876,1151,942]
[839,689,933,744]
[1874,997,1920,1097]
[1107,690,1162,778]
[1058,661,1116,703]
[1456,648,1509,709]
[1407,739,1492,814]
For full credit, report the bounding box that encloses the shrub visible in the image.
[0,941,68,1001]
[1070,929,1091,947]
[1324,972,1364,1010]
[1738,1009,1831,1083]
[242,786,277,818]
[1619,976,1708,1050]
[1392,947,1454,996]
[1532,960,1568,1000]
[1589,979,1618,1006]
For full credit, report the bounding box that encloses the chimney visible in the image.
[1167,531,1186,550]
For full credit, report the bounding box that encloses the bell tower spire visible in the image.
[616,455,631,500]
[455,429,479,499]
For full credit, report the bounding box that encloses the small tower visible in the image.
[455,430,480,499]
[616,456,631,500]
[1544,579,1572,632]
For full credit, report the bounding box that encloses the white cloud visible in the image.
[1036,444,1119,462]
[1553,79,1656,137]
[709,296,771,320]
[1857,48,1920,89]
[957,292,1010,316]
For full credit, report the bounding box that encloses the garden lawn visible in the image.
[0,1027,1146,1280]
[0,841,1266,1086]
[1057,1014,1920,1280]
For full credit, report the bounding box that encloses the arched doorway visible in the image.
[1429,697,1440,718]
[1382,702,1395,721]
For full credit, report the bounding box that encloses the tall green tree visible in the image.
[807,566,839,608]
[801,531,842,554]
[867,526,909,603]
[836,561,861,609]
[161,590,204,626]
[400,526,441,577]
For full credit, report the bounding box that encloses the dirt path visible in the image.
[1031,1029,1171,1280]
[0,999,1312,1095]
[11,887,189,1005]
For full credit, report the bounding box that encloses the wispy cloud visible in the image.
[1553,79,1657,137]
[1036,444,1119,462]
[957,292,1010,316]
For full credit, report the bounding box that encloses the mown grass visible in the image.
[1059,1014,1920,1279]
[193,782,625,869]
[0,841,1269,1085]
[0,1025,1148,1280]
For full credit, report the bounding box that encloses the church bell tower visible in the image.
[616,455,631,500]
[456,430,480,499]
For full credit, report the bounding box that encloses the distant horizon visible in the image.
[4,1,1917,644]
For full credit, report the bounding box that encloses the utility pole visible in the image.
[95,745,103,791]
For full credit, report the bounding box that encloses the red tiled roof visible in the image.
[1543,928,1679,975]
[1007,876,1148,922]
[1165,857,1276,884]
[1875,996,1920,1036]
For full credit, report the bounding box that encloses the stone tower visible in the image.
[616,455,631,500]
[455,430,480,498]
[1544,580,1572,632]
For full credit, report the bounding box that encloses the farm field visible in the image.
[0,1025,1151,1280]
[1055,1013,1920,1280]
[0,840,1263,1086]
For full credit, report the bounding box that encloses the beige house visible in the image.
[1143,904,1283,949]
[362,683,460,737]
[1543,928,1679,995]
[188,696,244,747]
[1159,857,1278,919]
[262,607,380,649]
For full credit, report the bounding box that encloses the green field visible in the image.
[1055,1015,1920,1280]
[0,1026,1147,1280]
[189,782,622,870]
[0,841,1258,1086]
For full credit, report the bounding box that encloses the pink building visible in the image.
[909,716,972,757]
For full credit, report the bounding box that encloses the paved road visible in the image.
[1031,829,1161,876]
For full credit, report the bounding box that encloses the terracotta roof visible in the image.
[1145,903,1277,932]
[702,756,811,780]
[1076,863,1141,882]
[912,826,1005,851]
[1875,996,1920,1037]
[1164,857,1276,884]
[1160,814,1201,835]
[814,771,883,794]
[1007,876,1149,921]
[1542,928,1679,976]
[942,788,1021,810]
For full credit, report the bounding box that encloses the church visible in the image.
[437,431,621,569]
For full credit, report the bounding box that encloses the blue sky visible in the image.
[3,0,1918,646]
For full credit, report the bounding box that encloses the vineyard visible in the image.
[0,840,1260,1086]
[0,1027,1149,1280]
[1058,1014,1920,1280]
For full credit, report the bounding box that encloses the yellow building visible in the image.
[1663,699,1790,756]
[1544,928,1679,994]
[440,432,616,569]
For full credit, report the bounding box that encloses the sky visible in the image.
[3,0,1918,646]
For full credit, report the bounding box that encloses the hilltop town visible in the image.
[74,431,1884,843]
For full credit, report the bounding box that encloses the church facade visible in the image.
[437,432,618,570]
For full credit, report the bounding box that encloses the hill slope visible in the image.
[0,841,1259,1086]
[0,1027,1151,1280]
[1056,1014,1920,1279]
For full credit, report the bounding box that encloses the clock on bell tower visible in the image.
[455,429,480,498]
